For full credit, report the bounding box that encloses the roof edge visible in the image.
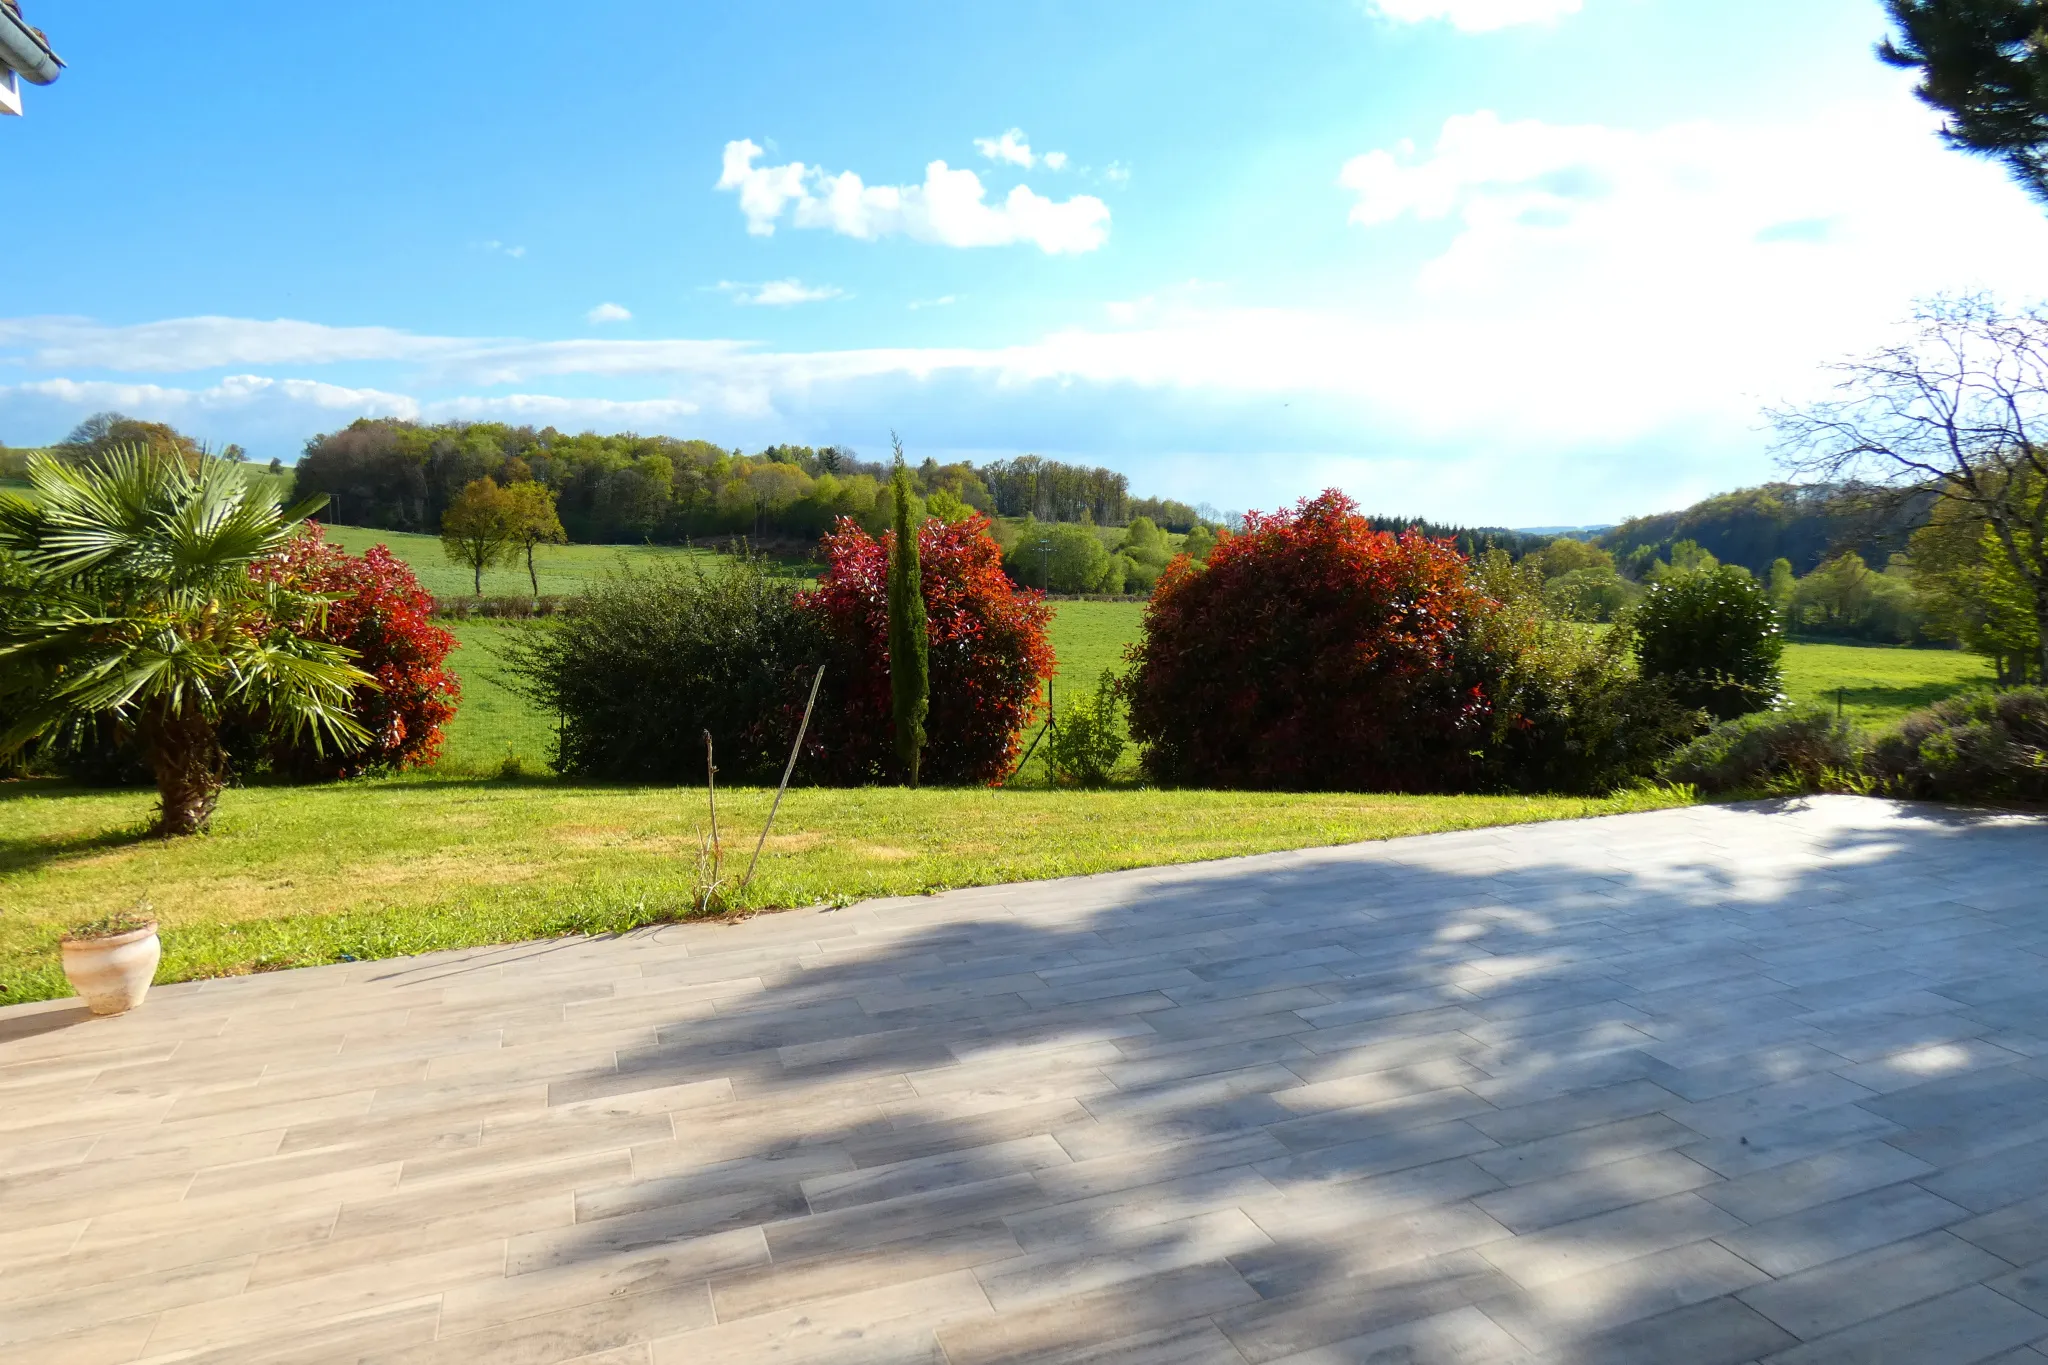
[0,3,62,85]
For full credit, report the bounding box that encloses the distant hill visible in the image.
[1596,484,1931,578]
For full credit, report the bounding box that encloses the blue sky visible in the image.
[6,0,2048,525]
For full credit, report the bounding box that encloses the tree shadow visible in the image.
[0,1001,93,1043]
[465,798,2048,1362]
[0,823,159,879]
[1833,681,1986,716]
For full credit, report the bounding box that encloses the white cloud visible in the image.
[585,302,633,324]
[3,374,422,421]
[1101,162,1131,186]
[715,139,1110,254]
[1365,0,1582,32]
[478,239,527,259]
[0,315,460,370]
[974,129,1037,168]
[716,279,845,307]
[1043,151,1069,171]
[1335,104,2048,388]
[908,295,957,311]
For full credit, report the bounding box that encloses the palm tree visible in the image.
[0,448,372,835]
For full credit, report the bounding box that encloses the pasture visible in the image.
[1781,638,1997,728]
[316,523,807,600]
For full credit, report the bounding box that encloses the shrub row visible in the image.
[507,515,1053,786]
[1661,689,2048,805]
[1124,492,1703,796]
[519,491,1802,798]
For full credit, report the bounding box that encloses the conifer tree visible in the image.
[888,440,929,785]
[1882,0,2048,205]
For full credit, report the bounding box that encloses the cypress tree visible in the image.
[888,447,930,785]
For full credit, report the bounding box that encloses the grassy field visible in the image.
[436,620,552,775]
[0,780,1689,1004]
[317,523,804,600]
[1781,640,1996,728]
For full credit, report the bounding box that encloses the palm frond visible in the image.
[1,449,378,763]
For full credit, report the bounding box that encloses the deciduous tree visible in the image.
[504,481,567,597]
[1774,295,2048,685]
[440,478,517,596]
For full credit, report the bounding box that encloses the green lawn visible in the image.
[1047,600,1144,694]
[436,620,555,775]
[318,523,808,600]
[0,780,1689,1005]
[1781,640,1996,729]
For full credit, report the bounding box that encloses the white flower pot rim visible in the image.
[62,923,159,950]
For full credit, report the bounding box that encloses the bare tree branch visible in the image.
[1771,294,2048,680]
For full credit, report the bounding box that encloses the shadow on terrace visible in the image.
[394,800,2048,1361]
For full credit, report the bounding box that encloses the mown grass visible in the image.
[317,524,812,601]
[435,620,555,775]
[0,779,1691,1004]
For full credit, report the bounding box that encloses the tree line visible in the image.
[284,419,1214,547]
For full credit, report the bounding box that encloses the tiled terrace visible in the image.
[6,798,2048,1364]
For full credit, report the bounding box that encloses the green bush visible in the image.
[1469,554,1701,795]
[1659,707,1863,795]
[1542,566,1639,624]
[504,554,823,782]
[1117,554,1161,595]
[1047,669,1129,787]
[1871,688,2048,804]
[1634,564,1786,720]
[1003,519,1121,593]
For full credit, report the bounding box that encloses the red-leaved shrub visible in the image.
[800,514,1053,785]
[253,524,461,778]
[1126,489,1494,790]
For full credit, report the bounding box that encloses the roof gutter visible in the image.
[0,4,63,85]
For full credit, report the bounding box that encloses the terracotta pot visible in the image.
[61,923,161,1016]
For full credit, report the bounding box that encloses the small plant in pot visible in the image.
[61,902,161,1016]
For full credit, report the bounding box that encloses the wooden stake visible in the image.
[739,666,826,896]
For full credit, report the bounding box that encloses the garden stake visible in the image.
[692,730,727,912]
[739,666,827,896]
[704,730,720,854]
[1003,674,1058,787]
